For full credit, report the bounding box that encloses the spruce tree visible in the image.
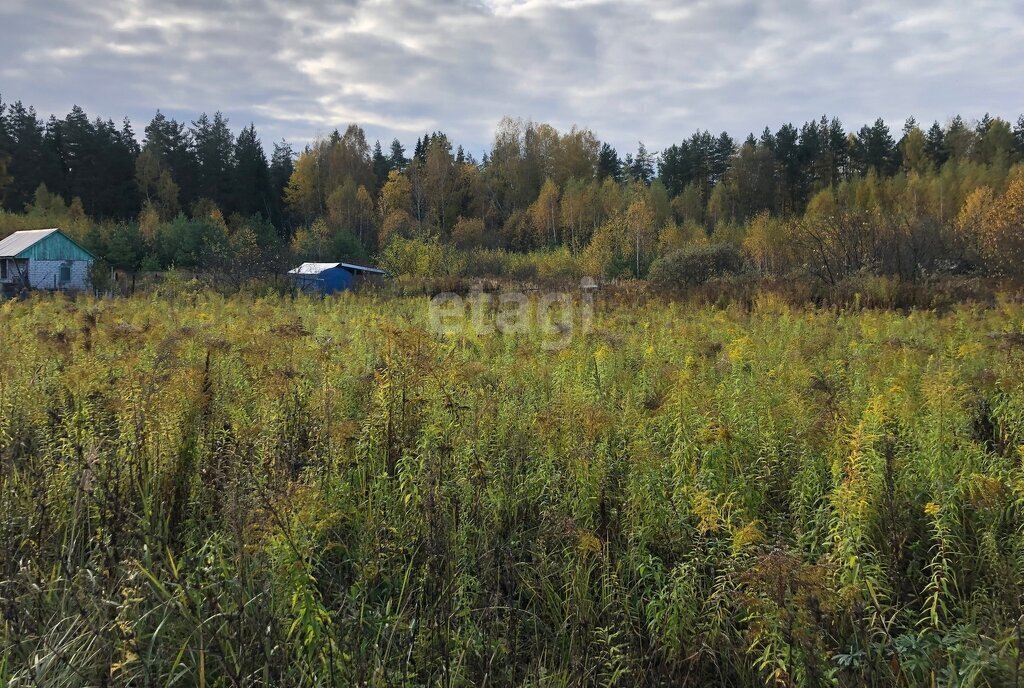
[388,138,407,172]
[372,140,390,188]
[925,121,947,169]
[269,140,294,234]
[232,123,272,219]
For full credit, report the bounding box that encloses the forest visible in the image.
[2,96,1024,288]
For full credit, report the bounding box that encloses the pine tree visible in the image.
[825,117,849,183]
[191,111,234,211]
[627,142,655,185]
[774,123,801,213]
[144,111,197,206]
[658,142,689,197]
[712,132,735,186]
[852,118,897,176]
[974,116,1016,166]
[597,143,621,182]
[57,106,103,212]
[975,113,993,138]
[41,114,68,200]
[797,119,822,193]
[873,118,898,175]
[945,115,974,161]
[89,116,140,218]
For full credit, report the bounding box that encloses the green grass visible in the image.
[2,289,1024,686]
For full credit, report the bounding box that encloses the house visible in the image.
[0,228,95,294]
[287,262,387,294]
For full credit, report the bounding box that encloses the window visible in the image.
[0,259,7,280]
[59,263,72,285]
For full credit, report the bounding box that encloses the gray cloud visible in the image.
[1,0,1021,155]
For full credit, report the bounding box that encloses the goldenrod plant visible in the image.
[1,290,1024,686]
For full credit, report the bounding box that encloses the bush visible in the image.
[451,216,486,250]
[461,249,509,278]
[648,244,744,291]
[530,247,581,281]
[378,236,466,278]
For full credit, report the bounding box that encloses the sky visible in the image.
[0,0,1021,157]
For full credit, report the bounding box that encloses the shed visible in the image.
[0,228,95,293]
[287,262,387,294]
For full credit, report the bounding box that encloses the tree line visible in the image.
[2,94,1024,283]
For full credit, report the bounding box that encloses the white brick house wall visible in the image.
[27,259,92,291]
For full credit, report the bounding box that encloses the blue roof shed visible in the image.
[287,262,386,294]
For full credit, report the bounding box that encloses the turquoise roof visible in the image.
[0,228,95,261]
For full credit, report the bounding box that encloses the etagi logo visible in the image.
[429,279,597,350]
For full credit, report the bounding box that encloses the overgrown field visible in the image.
[2,290,1024,686]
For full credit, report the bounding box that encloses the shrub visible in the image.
[978,169,1024,276]
[648,243,744,291]
[451,216,486,250]
[531,247,582,281]
[378,236,465,277]
[461,249,509,277]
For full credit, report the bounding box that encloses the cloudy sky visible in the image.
[0,0,1021,155]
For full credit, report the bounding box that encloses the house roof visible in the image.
[0,228,95,260]
[288,261,387,276]
[289,262,341,275]
[339,262,387,275]
[0,229,60,257]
